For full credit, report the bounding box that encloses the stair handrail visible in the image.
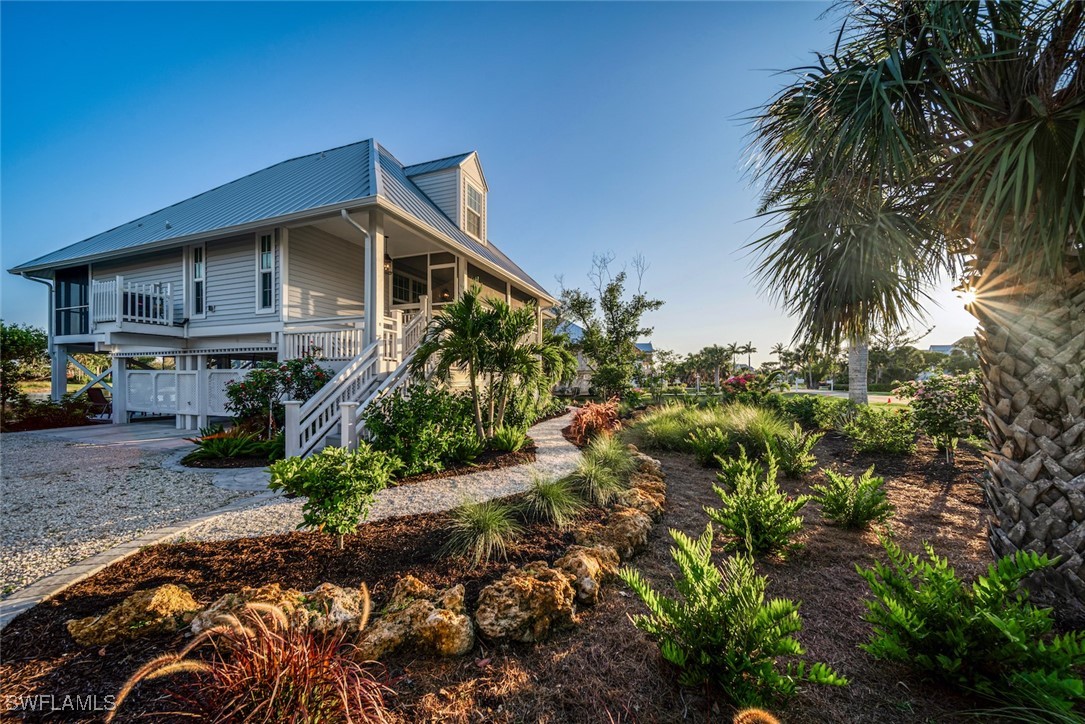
[286,340,382,458]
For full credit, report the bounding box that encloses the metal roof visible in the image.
[401,152,473,177]
[557,322,653,353]
[9,139,551,299]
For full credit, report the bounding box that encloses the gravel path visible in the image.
[179,412,581,542]
[0,434,253,597]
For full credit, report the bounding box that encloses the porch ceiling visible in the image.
[305,216,446,258]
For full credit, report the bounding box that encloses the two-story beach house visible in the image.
[8,139,554,456]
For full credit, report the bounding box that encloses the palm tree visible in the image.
[724,342,739,370]
[750,1,1084,607]
[411,286,492,440]
[701,344,730,386]
[739,341,757,368]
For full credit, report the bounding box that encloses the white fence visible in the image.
[126,370,196,415]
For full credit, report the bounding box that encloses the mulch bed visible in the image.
[1,430,1009,723]
[179,455,271,469]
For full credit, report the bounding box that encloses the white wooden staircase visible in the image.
[283,298,432,458]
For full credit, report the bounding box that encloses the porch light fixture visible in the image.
[384,254,392,273]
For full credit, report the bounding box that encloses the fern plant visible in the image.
[811,466,893,529]
[619,524,847,706]
[520,473,586,529]
[714,444,761,492]
[688,426,731,467]
[765,423,822,478]
[706,451,809,556]
[858,539,1085,715]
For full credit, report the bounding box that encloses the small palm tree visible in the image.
[411,286,492,440]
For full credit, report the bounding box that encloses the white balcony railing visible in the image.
[92,276,174,327]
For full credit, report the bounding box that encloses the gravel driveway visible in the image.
[179,412,581,542]
[0,433,253,597]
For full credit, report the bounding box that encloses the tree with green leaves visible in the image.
[0,321,49,415]
[560,254,663,399]
[750,1,1084,609]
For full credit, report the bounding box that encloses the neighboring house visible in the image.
[9,139,554,456]
[928,344,957,355]
[555,322,654,395]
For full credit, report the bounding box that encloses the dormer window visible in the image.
[465,184,483,238]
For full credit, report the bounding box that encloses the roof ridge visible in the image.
[402,151,473,174]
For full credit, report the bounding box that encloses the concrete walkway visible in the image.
[0,411,579,629]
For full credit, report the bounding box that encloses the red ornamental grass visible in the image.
[109,602,392,724]
[569,398,621,446]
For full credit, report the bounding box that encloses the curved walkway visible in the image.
[178,411,580,541]
[0,412,578,628]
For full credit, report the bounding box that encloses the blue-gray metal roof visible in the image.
[9,140,551,299]
[402,152,473,177]
[11,141,373,272]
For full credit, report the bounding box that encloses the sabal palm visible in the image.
[750,1,1084,608]
[411,286,492,440]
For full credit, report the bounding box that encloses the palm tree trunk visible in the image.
[978,268,1085,613]
[467,363,486,441]
[848,337,869,405]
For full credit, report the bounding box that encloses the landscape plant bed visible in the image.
[392,441,537,486]
[179,454,272,469]
[0,436,1017,723]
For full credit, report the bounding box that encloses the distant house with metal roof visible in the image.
[10,139,554,454]
[555,321,655,395]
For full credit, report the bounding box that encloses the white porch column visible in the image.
[284,401,301,457]
[339,401,358,451]
[111,356,127,424]
[51,344,67,402]
[364,209,386,351]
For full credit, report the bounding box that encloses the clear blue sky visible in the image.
[0,1,975,363]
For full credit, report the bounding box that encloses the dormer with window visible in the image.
[405,150,488,243]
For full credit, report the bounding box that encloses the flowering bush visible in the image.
[225,355,330,436]
[895,372,983,464]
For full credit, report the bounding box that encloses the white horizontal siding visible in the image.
[413,169,459,224]
[286,226,364,320]
[188,234,278,329]
[93,249,184,321]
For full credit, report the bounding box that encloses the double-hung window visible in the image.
[191,245,206,317]
[465,185,483,238]
[257,232,274,312]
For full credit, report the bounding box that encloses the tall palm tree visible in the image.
[411,286,492,440]
[724,342,739,370]
[750,1,1084,607]
[739,341,757,368]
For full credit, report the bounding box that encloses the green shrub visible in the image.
[721,404,790,454]
[225,356,330,436]
[447,434,484,465]
[490,425,529,453]
[811,466,893,529]
[0,394,96,432]
[766,393,820,428]
[689,427,731,467]
[361,382,478,476]
[620,524,847,706]
[183,428,266,463]
[583,434,636,480]
[858,540,1085,715]
[714,444,761,492]
[521,474,586,529]
[842,406,917,455]
[895,372,983,464]
[442,500,524,567]
[706,451,809,556]
[766,423,823,478]
[811,396,854,430]
[268,444,397,549]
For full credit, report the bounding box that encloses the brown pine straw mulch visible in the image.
[1,433,1000,723]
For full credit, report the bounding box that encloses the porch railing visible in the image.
[92,276,174,326]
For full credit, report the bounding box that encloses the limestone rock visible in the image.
[554,545,620,605]
[474,562,576,642]
[67,584,200,647]
[355,575,473,660]
[626,445,664,478]
[191,582,370,636]
[597,506,653,560]
[190,583,303,635]
[617,486,665,520]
